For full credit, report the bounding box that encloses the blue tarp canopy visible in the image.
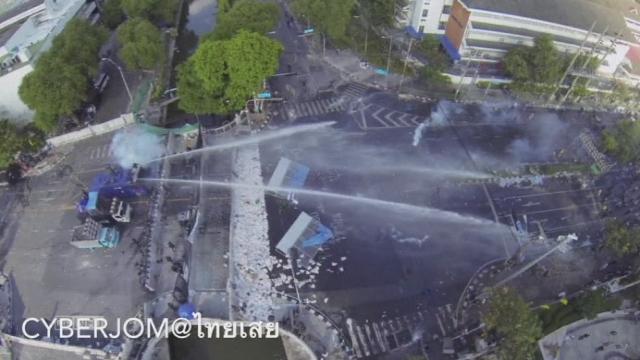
[86,191,99,211]
[302,224,333,248]
[288,164,310,188]
[439,35,461,61]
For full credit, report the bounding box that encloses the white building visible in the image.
[399,0,640,79]
[0,0,98,123]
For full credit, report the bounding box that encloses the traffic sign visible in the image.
[375,68,389,76]
[257,92,272,99]
[303,28,315,34]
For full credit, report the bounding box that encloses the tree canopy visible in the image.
[0,120,44,168]
[601,119,640,163]
[604,219,640,256]
[483,287,542,360]
[177,31,283,114]
[121,0,179,24]
[19,19,107,131]
[358,0,399,28]
[416,34,451,85]
[293,0,356,42]
[117,18,164,70]
[504,35,563,85]
[205,0,281,41]
[102,0,126,29]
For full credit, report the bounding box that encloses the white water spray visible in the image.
[110,126,165,168]
[149,121,336,163]
[143,178,497,226]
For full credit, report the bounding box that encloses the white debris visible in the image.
[340,256,347,261]
[324,297,329,303]
[228,144,275,321]
[396,235,429,246]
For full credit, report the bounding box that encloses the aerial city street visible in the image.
[0,0,640,359]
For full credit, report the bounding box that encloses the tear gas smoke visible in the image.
[110,126,165,168]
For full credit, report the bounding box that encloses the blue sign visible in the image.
[257,92,272,99]
[303,28,315,34]
[375,68,389,76]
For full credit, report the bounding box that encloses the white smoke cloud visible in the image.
[110,126,165,168]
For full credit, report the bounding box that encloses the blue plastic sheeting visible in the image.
[90,167,149,199]
[405,26,424,40]
[178,303,197,319]
[439,35,461,61]
[86,191,99,211]
[302,224,333,248]
[287,164,310,188]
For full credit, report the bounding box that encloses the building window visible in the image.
[442,5,452,14]
[422,9,429,17]
[419,25,425,33]
[438,22,446,30]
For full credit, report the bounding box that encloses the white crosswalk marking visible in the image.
[343,82,368,98]
[355,323,371,357]
[346,319,363,358]
[286,97,349,121]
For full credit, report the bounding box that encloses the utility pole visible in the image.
[364,26,368,57]
[560,27,611,106]
[455,49,475,101]
[398,37,415,93]
[547,22,596,105]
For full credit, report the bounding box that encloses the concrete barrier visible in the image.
[47,113,136,148]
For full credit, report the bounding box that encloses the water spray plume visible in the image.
[148,121,336,163]
[143,178,497,226]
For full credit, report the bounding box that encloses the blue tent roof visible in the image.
[302,224,333,248]
[178,303,197,319]
[439,35,461,61]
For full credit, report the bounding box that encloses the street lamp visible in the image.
[101,57,133,106]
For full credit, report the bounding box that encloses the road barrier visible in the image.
[47,113,136,148]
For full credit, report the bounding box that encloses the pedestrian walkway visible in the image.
[342,82,370,99]
[285,97,347,120]
[345,304,456,359]
[88,144,113,160]
[351,103,425,129]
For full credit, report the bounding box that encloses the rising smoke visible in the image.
[110,126,165,168]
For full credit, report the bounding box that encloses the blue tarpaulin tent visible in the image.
[439,35,461,61]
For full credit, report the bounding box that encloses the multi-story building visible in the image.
[0,0,99,122]
[398,0,640,79]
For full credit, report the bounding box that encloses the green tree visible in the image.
[530,35,562,84]
[358,0,399,28]
[602,120,640,163]
[415,35,451,86]
[117,18,164,70]
[577,289,621,320]
[604,220,640,256]
[121,0,179,24]
[504,35,569,90]
[293,0,356,42]
[504,47,530,82]
[484,287,542,360]
[19,19,107,131]
[177,31,283,114]
[205,0,281,41]
[0,121,45,168]
[102,0,126,29]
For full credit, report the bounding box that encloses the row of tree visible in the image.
[176,0,283,115]
[103,0,179,29]
[504,35,598,93]
[19,20,108,132]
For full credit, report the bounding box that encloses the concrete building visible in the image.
[399,0,640,79]
[0,0,99,122]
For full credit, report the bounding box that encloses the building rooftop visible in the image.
[463,0,639,43]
